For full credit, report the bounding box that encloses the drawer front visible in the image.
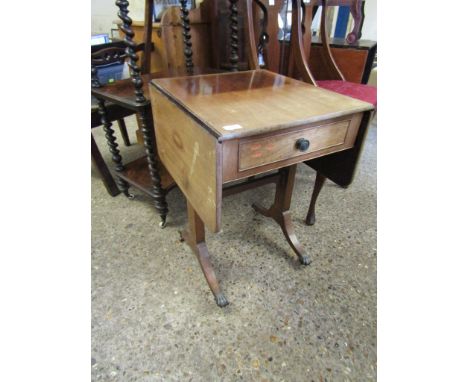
[238,119,352,171]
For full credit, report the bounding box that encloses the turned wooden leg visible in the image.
[181,202,229,308]
[252,165,311,265]
[117,118,131,146]
[91,134,120,197]
[228,0,239,72]
[138,107,169,228]
[97,98,133,199]
[305,172,326,226]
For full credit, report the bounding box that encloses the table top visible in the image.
[151,70,374,141]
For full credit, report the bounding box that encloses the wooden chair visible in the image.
[295,0,376,225]
[306,1,376,86]
[245,0,376,225]
[91,0,242,227]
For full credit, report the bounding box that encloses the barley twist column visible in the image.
[229,0,239,71]
[139,108,169,228]
[180,0,194,75]
[97,98,132,198]
[116,0,146,103]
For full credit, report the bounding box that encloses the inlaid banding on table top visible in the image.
[150,70,374,141]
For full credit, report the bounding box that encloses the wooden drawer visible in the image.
[221,114,362,183]
[239,119,353,171]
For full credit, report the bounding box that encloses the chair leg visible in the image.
[117,118,131,146]
[97,98,133,199]
[91,134,120,197]
[138,107,169,228]
[305,172,326,225]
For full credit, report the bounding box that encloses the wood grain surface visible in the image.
[150,87,222,233]
[221,113,362,182]
[238,119,352,170]
[151,70,373,141]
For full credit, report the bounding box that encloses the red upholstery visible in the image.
[317,80,377,106]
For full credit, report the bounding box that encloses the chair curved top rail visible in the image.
[248,0,285,73]
[244,0,349,83]
[317,0,345,80]
[245,0,316,84]
[310,0,364,44]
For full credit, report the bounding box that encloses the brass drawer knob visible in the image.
[295,138,310,152]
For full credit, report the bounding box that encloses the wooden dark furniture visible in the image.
[296,0,377,225]
[91,39,137,196]
[92,0,175,227]
[247,0,375,85]
[150,70,373,307]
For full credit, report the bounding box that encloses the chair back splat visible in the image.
[290,0,316,84]
[317,0,345,81]
[245,0,365,84]
[245,0,261,70]
[244,0,315,81]
[229,0,240,71]
[247,0,285,74]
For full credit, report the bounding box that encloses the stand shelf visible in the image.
[118,156,176,197]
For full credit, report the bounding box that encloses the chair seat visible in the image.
[317,80,377,106]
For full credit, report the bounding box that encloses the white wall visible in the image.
[91,0,204,35]
[127,0,203,20]
[91,0,119,35]
[361,0,377,41]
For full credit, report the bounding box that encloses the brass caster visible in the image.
[300,256,311,266]
[305,213,316,226]
[215,293,229,308]
[123,190,135,200]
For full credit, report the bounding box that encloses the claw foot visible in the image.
[305,213,315,226]
[214,293,229,308]
[300,256,311,266]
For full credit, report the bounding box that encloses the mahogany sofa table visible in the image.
[149,69,374,307]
